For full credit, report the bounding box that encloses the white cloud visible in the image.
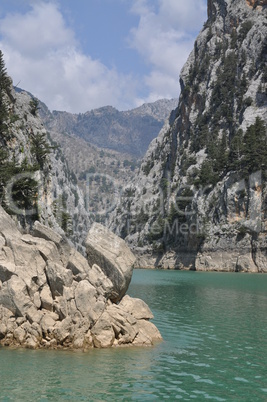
[0,2,75,57]
[0,0,207,112]
[129,0,207,103]
[0,2,138,112]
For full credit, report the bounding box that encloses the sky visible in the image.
[0,0,207,113]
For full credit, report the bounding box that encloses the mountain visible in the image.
[0,56,91,253]
[37,97,177,222]
[41,99,178,157]
[110,0,267,272]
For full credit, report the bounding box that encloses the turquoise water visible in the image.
[1,270,267,401]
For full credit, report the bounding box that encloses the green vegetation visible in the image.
[142,160,154,176]
[0,52,53,219]
[30,132,53,169]
[239,20,253,41]
[0,50,10,135]
[29,98,40,116]
[193,117,267,186]
[52,195,73,235]
[0,152,39,217]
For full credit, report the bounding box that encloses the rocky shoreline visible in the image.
[0,206,162,350]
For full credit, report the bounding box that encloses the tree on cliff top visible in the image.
[0,51,10,135]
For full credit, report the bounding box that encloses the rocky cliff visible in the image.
[110,0,267,272]
[0,57,91,253]
[0,206,162,349]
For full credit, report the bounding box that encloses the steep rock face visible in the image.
[0,68,91,253]
[0,206,162,349]
[110,0,267,272]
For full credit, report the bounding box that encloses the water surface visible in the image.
[1,270,267,401]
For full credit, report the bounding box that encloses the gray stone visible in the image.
[86,223,136,302]
[33,221,71,265]
[40,285,54,311]
[21,234,61,264]
[134,320,162,345]
[45,261,73,297]
[40,313,57,336]
[33,292,42,309]
[91,313,115,348]
[67,248,90,275]
[0,206,21,241]
[106,304,138,345]
[74,280,105,325]
[33,221,62,246]
[25,335,38,349]
[7,238,47,289]
[0,202,161,350]
[26,306,44,324]
[87,264,113,297]
[53,317,72,344]
[13,327,26,344]
[0,276,33,316]
[119,295,154,320]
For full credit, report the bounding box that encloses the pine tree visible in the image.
[0,51,8,89]
[0,51,9,134]
[229,129,244,171]
[243,117,267,174]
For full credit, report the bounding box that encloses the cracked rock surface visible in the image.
[0,206,162,349]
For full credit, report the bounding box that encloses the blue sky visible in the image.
[0,0,207,113]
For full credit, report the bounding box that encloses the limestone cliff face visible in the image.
[0,72,90,253]
[110,0,267,272]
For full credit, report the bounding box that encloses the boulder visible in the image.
[21,234,61,264]
[45,261,73,297]
[0,205,21,241]
[86,223,136,302]
[0,276,33,316]
[33,221,71,265]
[135,320,162,344]
[40,285,54,311]
[119,295,154,320]
[91,313,115,348]
[67,248,89,276]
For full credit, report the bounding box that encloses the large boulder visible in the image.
[86,223,136,302]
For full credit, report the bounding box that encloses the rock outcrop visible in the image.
[110,0,267,272]
[0,206,162,349]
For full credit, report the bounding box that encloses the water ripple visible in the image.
[1,270,267,401]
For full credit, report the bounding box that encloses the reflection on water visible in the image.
[1,270,267,401]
